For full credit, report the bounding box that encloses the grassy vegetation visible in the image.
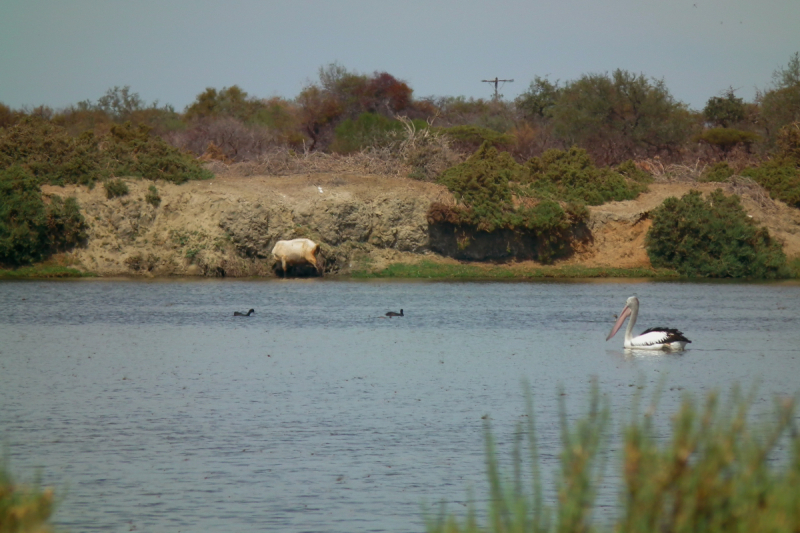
[349,260,679,280]
[0,264,93,279]
[426,385,800,533]
[0,459,56,533]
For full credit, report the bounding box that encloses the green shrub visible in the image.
[520,147,649,205]
[741,162,800,208]
[329,112,417,154]
[438,124,515,153]
[433,143,586,262]
[102,122,212,183]
[437,142,520,223]
[701,161,736,182]
[738,123,800,207]
[694,128,760,153]
[0,117,211,187]
[646,189,788,278]
[104,178,129,199]
[145,184,161,207]
[0,166,88,266]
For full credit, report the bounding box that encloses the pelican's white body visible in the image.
[606,296,691,351]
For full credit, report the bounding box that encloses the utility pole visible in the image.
[482,77,514,100]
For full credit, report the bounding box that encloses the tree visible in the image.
[184,85,258,122]
[96,86,144,121]
[758,52,800,141]
[549,70,693,164]
[703,88,746,128]
[515,76,561,121]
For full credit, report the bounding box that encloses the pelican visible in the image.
[606,296,691,351]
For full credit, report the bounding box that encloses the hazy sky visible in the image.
[1,0,798,112]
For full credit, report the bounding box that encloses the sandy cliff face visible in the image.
[42,175,800,277]
[42,173,452,277]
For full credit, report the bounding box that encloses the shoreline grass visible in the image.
[0,265,95,279]
[349,260,681,280]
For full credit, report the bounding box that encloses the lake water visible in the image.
[1,279,800,532]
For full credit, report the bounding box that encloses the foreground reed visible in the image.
[0,460,55,533]
[426,385,799,533]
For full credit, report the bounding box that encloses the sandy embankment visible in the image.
[41,175,800,277]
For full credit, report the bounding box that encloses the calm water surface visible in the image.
[1,279,800,532]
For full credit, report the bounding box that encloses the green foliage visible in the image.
[741,161,800,208]
[104,178,129,199]
[704,89,746,128]
[646,189,788,278]
[1,459,56,533]
[0,166,88,266]
[549,69,693,164]
[701,161,736,182]
[427,386,800,533]
[145,184,161,207]
[437,143,519,215]
[434,144,586,262]
[695,128,760,153]
[433,144,650,262]
[0,117,211,186]
[520,147,649,205]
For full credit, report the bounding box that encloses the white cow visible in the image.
[271,238,323,277]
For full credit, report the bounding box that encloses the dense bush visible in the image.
[701,161,736,182]
[145,184,161,207]
[437,124,515,154]
[104,178,129,199]
[740,122,800,207]
[433,144,588,261]
[0,117,211,186]
[695,127,760,155]
[330,113,413,154]
[646,189,788,278]
[0,167,88,266]
[520,147,650,205]
[295,64,430,151]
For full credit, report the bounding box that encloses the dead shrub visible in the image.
[166,117,280,162]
